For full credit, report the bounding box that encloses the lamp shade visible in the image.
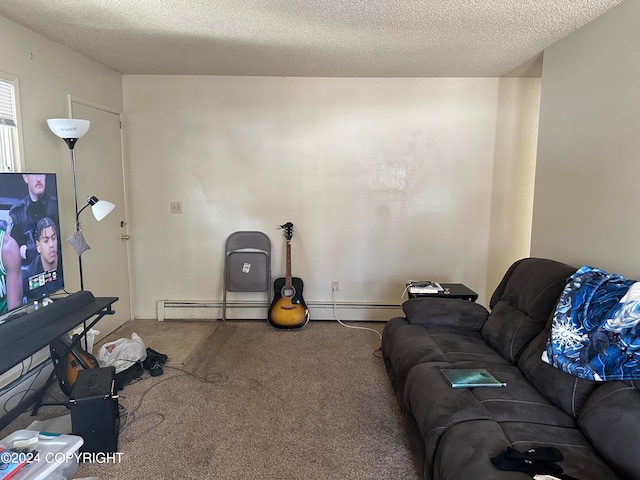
[91,199,115,221]
[47,118,90,139]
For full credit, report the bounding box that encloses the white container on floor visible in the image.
[0,429,83,480]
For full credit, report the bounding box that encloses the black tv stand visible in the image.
[0,291,118,430]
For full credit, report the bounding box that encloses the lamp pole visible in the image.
[47,118,90,291]
[68,142,85,290]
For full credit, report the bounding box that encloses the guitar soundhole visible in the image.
[282,286,295,297]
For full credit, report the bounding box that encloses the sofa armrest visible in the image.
[402,297,489,330]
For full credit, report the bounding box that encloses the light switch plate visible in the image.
[170,202,183,214]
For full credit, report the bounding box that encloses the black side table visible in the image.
[408,283,478,302]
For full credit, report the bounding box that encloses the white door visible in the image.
[71,99,131,338]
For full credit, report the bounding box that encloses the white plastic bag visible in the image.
[96,333,147,373]
[72,327,100,355]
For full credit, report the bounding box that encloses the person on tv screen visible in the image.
[26,217,62,299]
[0,227,23,314]
[9,174,59,267]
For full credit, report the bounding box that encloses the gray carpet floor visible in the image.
[3,320,419,479]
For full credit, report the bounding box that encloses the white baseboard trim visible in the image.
[157,299,403,322]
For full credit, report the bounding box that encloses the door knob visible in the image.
[120,234,130,241]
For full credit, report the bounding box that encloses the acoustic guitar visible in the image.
[268,222,309,329]
[50,334,99,396]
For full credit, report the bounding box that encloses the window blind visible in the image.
[0,79,16,127]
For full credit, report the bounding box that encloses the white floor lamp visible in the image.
[47,118,115,291]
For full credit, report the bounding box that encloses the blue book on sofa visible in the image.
[441,368,506,388]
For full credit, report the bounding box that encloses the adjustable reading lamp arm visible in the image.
[75,196,100,229]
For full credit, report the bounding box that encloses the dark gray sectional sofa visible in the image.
[381,257,640,480]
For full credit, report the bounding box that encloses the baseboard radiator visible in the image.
[157,300,403,322]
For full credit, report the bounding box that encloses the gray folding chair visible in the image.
[222,231,271,325]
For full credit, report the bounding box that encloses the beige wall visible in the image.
[532,0,640,278]
[0,16,123,291]
[124,75,539,318]
[486,78,540,295]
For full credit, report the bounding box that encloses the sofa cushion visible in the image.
[404,363,495,462]
[381,317,502,405]
[433,420,620,480]
[404,362,579,475]
[578,380,640,480]
[498,422,620,480]
[427,330,512,365]
[381,317,451,405]
[518,330,599,418]
[433,420,514,480]
[403,359,603,480]
[481,258,575,363]
[404,363,576,434]
[382,318,452,369]
[402,297,488,330]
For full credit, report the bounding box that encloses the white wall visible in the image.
[0,16,123,291]
[124,75,540,318]
[532,0,640,278]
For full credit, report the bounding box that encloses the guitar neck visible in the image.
[285,240,292,288]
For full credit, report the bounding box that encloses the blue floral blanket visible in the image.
[543,266,640,381]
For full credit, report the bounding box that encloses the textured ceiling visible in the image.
[0,0,625,77]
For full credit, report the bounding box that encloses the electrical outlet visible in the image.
[170,202,183,214]
[331,280,339,292]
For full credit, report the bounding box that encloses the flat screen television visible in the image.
[0,172,64,316]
